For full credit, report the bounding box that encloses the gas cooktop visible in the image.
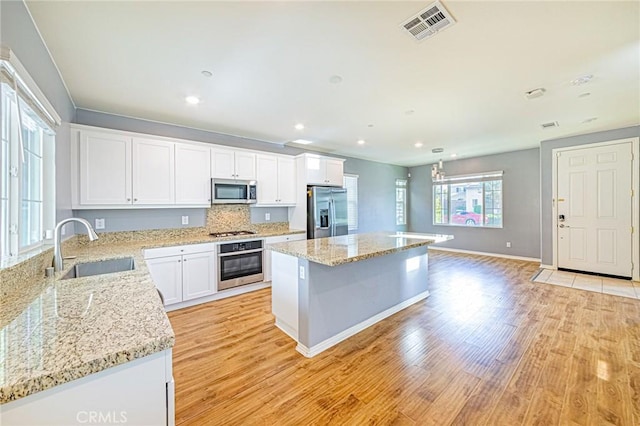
[209,230,257,238]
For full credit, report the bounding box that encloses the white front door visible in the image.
[556,142,633,277]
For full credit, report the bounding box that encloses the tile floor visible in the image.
[533,269,640,300]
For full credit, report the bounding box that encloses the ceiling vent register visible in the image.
[401,1,456,41]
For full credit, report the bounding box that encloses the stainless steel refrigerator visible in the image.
[307,186,348,239]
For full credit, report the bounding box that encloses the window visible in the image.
[343,174,358,231]
[1,51,58,259]
[396,179,407,226]
[432,171,503,228]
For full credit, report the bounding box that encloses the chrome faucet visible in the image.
[53,218,99,271]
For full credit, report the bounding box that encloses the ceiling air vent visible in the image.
[401,1,456,41]
[541,121,559,129]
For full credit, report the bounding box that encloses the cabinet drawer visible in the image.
[144,242,216,259]
[265,234,306,244]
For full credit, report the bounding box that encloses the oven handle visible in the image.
[218,248,264,257]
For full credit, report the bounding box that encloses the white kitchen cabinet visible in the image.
[132,137,175,205]
[263,233,306,281]
[211,147,256,180]
[256,154,296,205]
[175,144,211,205]
[298,153,344,186]
[78,129,132,205]
[0,349,174,426]
[145,243,217,306]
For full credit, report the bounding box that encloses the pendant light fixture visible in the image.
[431,148,445,181]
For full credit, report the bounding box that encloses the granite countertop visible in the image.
[0,227,305,404]
[268,232,453,266]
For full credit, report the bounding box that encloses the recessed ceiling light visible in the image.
[329,75,343,84]
[294,123,305,130]
[414,142,423,148]
[450,153,457,158]
[292,139,313,145]
[578,92,591,98]
[405,109,415,115]
[201,70,213,78]
[185,96,200,105]
[357,139,365,145]
[571,74,594,86]
[524,88,546,100]
[368,124,374,128]
[432,147,444,153]
[582,117,598,123]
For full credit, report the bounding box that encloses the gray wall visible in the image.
[75,109,408,233]
[409,148,541,259]
[539,126,640,265]
[1,0,76,228]
[343,156,409,233]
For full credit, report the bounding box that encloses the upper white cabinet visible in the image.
[256,154,296,205]
[78,130,132,205]
[132,137,175,205]
[211,147,256,180]
[298,153,344,186]
[175,144,211,205]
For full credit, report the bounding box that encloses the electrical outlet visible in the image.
[95,218,105,230]
[181,215,189,225]
[265,213,271,221]
[299,265,305,279]
[506,242,511,248]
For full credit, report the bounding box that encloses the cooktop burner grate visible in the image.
[209,230,257,238]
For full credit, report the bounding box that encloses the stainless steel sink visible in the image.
[61,257,136,280]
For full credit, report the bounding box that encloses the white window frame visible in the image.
[1,48,58,260]
[432,171,503,228]
[396,178,407,226]
[343,174,358,231]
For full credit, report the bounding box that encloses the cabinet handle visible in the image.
[127,198,131,202]
[178,260,181,263]
[134,198,138,202]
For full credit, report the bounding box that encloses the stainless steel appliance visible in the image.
[307,186,348,239]
[217,239,264,290]
[212,179,257,204]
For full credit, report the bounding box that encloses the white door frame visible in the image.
[551,137,639,281]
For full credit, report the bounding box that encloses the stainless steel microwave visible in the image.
[212,179,257,204]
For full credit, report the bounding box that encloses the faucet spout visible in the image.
[53,218,99,272]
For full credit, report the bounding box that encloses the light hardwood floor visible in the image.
[168,251,640,425]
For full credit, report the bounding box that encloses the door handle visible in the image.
[559,224,570,228]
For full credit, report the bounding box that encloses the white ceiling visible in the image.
[26,1,640,167]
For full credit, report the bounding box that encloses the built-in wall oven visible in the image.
[217,240,264,291]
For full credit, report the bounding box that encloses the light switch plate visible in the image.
[299,266,305,279]
[95,218,105,230]
[181,216,189,225]
[265,213,271,221]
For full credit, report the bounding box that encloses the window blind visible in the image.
[343,174,358,231]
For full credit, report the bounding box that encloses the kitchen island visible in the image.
[268,232,452,357]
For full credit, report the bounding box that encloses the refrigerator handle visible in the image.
[329,200,336,236]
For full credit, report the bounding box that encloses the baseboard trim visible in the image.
[539,264,555,270]
[428,246,540,263]
[275,319,298,341]
[295,290,430,358]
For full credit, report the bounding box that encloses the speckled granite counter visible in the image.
[268,232,452,266]
[0,225,305,404]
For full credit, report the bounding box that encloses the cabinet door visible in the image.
[304,155,325,185]
[146,255,183,306]
[79,131,132,205]
[277,156,296,204]
[211,148,235,179]
[133,138,175,205]
[324,158,344,186]
[182,251,216,301]
[175,144,211,205]
[256,154,278,204]
[234,151,257,180]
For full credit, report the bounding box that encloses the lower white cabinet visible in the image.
[145,243,216,306]
[0,349,174,426]
[264,233,306,281]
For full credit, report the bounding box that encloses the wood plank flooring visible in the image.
[168,251,640,425]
